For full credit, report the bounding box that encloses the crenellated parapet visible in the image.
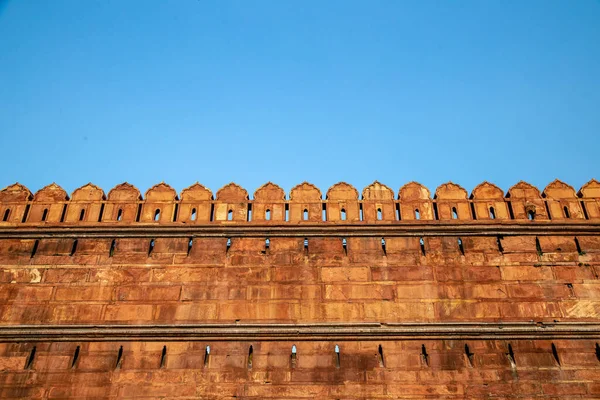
[1,179,599,225]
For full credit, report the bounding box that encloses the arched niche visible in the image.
[326,182,359,222]
[470,181,509,220]
[103,182,142,223]
[66,183,106,223]
[29,183,69,223]
[543,179,584,220]
[179,183,213,223]
[0,183,32,224]
[215,183,249,222]
[434,182,472,221]
[398,182,433,220]
[507,181,548,220]
[289,182,322,222]
[253,182,286,223]
[141,182,178,223]
[361,181,395,222]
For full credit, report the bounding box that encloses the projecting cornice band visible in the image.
[1,322,599,342]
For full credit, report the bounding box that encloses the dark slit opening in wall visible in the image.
[470,203,477,220]
[210,204,215,222]
[79,209,85,221]
[575,237,584,255]
[545,202,552,220]
[465,344,474,367]
[109,239,116,257]
[377,208,382,220]
[551,343,561,366]
[334,345,340,368]
[535,237,543,257]
[415,209,420,220]
[291,345,297,368]
[595,343,600,363]
[497,236,504,253]
[247,204,252,222]
[226,238,231,253]
[60,204,67,222]
[458,238,465,255]
[117,209,123,221]
[187,237,193,256]
[303,209,308,221]
[563,206,570,218]
[342,238,347,256]
[227,209,233,221]
[395,203,401,220]
[421,344,429,367]
[322,203,327,221]
[31,239,39,258]
[21,204,30,223]
[135,204,142,222]
[433,203,439,220]
[340,208,346,221]
[25,346,36,370]
[71,346,80,369]
[97,204,105,222]
[527,210,535,220]
[285,204,289,221]
[154,209,161,222]
[378,344,385,367]
[381,238,386,256]
[581,201,589,220]
[265,208,270,221]
[173,204,178,222]
[304,238,309,255]
[160,346,167,368]
[2,208,9,222]
[41,208,48,222]
[420,237,426,256]
[359,204,364,221]
[489,207,496,219]
[204,345,210,368]
[263,238,270,254]
[452,207,458,219]
[70,239,78,256]
[115,346,123,369]
[507,202,515,219]
[247,345,253,369]
[191,208,197,221]
[506,344,516,368]
[148,239,155,256]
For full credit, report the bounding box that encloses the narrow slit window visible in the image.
[378,344,385,367]
[60,204,67,222]
[334,345,340,368]
[109,239,116,257]
[265,209,271,221]
[115,346,123,369]
[452,207,458,219]
[395,203,401,220]
[322,203,326,221]
[342,238,347,255]
[204,345,210,368]
[135,204,142,222]
[265,238,270,252]
[191,208,197,221]
[285,204,289,221]
[79,209,85,221]
[415,209,420,220]
[470,202,477,220]
[173,204,178,222]
[2,208,10,222]
[21,204,30,223]
[148,239,155,256]
[563,206,570,218]
[154,209,161,221]
[340,208,346,221]
[41,208,48,222]
[226,238,231,253]
[25,346,36,370]
[497,236,504,253]
[465,344,474,367]
[187,237,193,256]
[71,346,80,369]
[527,210,535,220]
[377,208,382,220]
[458,238,464,255]
[247,205,252,221]
[595,343,600,363]
[506,344,516,368]
[291,345,297,368]
[489,207,496,219]
[304,238,309,254]
[303,209,308,221]
[227,210,233,221]
[210,204,215,222]
[575,237,584,255]
[359,204,364,221]
[70,239,78,256]
[421,344,429,366]
[535,237,543,257]
[31,239,39,258]
[247,345,253,369]
[117,209,123,221]
[381,238,387,256]
[420,237,426,256]
[160,346,167,368]
[97,204,105,222]
[551,343,561,366]
[433,203,439,220]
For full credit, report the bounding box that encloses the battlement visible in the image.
[1,179,600,226]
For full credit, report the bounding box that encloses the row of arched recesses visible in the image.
[26,236,589,260]
[21,342,599,371]
[0,200,590,223]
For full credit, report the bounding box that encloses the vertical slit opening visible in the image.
[470,203,477,220]
[247,204,252,222]
[458,238,464,255]
[227,210,233,221]
[378,344,385,367]
[334,345,340,368]
[581,201,589,220]
[489,207,496,219]
[342,238,347,256]
[535,237,543,257]
[60,204,67,222]
[247,345,253,369]
[595,343,600,363]
[291,345,297,368]
[381,238,387,256]
[25,346,36,370]
[226,238,231,253]
[420,237,426,256]
[31,239,39,258]
[97,203,104,222]
[109,239,116,257]
[71,346,80,369]
[204,345,210,368]
[2,208,9,222]
[154,209,161,222]
[135,204,142,222]
[115,346,123,369]
[117,208,123,221]
[340,208,346,221]
[304,238,309,255]
[359,204,364,221]
[70,239,78,256]
[528,210,535,221]
[421,344,429,367]
[551,343,560,366]
[415,209,420,220]
[303,209,308,221]
[172,204,179,222]
[148,239,155,256]
[465,344,474,367]
[377,208,382,220]
[506,344,516,368]
[265,208,271,221]
[264,238,270,253]
[285,204,289,221]
[322,203,326,221]
[497,236,504,253]
[433,203,439,220]
[187,237,193,256]
[79,209,85,221]
[395,203,401,220]
[41,208,48,222]
[575,237,584,255]
[21,204,30,223]
[160,346,167,368]
[210,204,215,222]
[452,207,458,219]
[563,206,570,219]
[191,208,197,221]
[507,202,515,219]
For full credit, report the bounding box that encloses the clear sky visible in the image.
[0,0,598,198]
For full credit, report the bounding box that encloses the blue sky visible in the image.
[0,0,598,198]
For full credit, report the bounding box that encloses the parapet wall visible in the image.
[1,179,599,225]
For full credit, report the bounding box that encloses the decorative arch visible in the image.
[579,179,600,198]
[145,182,178,201]
[216,183,249,201]
[0,183,32,202]
[398,182,431,201]
[507,181,542,199]
[327,182,359,201]
[434,182,468,200]
[361,181,393,201]
[107,182,142,201]
[471,181,504,199]
[254,182,286,202]
[34,183,69,201]
[542,179,577,199]
[70,183,106,201]
[180,182,213,201]
[289,182,322,202]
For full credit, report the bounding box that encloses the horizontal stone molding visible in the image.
[0,322,599,342]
